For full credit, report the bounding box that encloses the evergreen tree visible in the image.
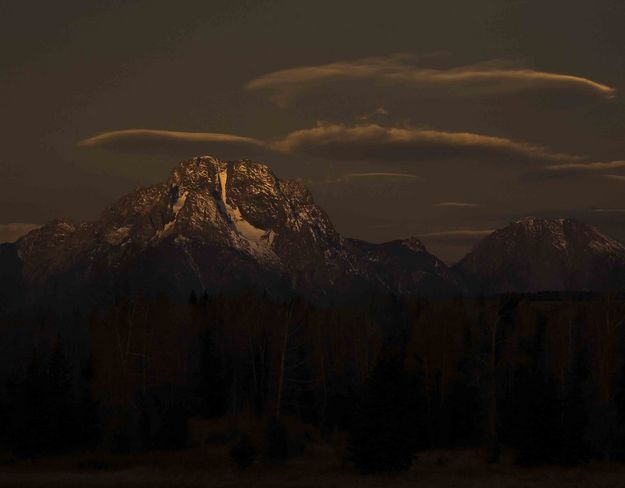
[560,347,590,465]
[77,356,100,448]
[0,389,6,449]
[510,319,562,466]
[348,350,421,472]
[612,351,625,460]
[47,336,76,449]
[194,327,232,417]
[8,348,50,456]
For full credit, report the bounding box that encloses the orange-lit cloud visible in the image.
[272,123,575,163]
[0,223,40,243]
[80,129,264,147]
[545,160,625,172]
[81,125,573,166]
[421,229,494,238]
[309,171,421,185]
[343,172,419,179]
[603,174,625,182]
[79,129,266,158]
[246,55,616,106]
[435,202,482,208]
[592,208,625,213]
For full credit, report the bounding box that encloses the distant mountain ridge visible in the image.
[455,217,625,293]
[2,157,625,310]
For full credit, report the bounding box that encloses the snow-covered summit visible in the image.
[14,156,459,301]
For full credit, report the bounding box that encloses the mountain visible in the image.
[346,237,460,296]
[455,217,625,293]
[7,159,625,309]
[8,156,459,307]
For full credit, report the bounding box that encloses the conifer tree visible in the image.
[348,350,420,472]
[511,318,562,465]
[561,346,590,464]
[47,336,75,448]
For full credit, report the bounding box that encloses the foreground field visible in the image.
[1,447,624,488]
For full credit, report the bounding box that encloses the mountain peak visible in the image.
[457,217,625,292]
[505,217,624,254]
[512,216,566,225]
[401,236,427,253]
[171,156,273,182]
[12,156,460,301]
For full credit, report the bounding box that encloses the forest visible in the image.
[1,291,625,474]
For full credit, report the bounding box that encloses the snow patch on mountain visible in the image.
[218,169,265,243]
[172,190,188,215]
[217,169,279,263]
[155,188,189,239]
[14,156,463,298]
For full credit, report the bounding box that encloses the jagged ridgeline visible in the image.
[2,157,459,309]
[2,156,625,312]
[2,156,625,467]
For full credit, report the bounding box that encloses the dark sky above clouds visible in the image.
[3,0,625,261]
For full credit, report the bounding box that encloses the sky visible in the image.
[2,0,625,262]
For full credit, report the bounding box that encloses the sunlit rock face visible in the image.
[455,217,625,293]
[6,160,625,310]
[11,156,459,305]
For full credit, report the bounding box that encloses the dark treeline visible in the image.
[1,291,625,471]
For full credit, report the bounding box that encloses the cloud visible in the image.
[545,160,625,172]
[0,223,40,243]
[355,106,389,122]
[421,229,494,238]
[309,171,421,186]
[419,228,494,252]
[343,172,419,179]
[532,160,625,180]
[603,174,625,182]
[79,129,267,159]
[272,123,575,164]
[592,208,625,213]
[435,202,482,208]
[246,55,616,106]
[81,124,573,167]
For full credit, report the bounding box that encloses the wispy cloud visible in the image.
[78,129,266,159]
[435,202,482,208]
[309,171,421,185]
[603,174,625,182]
[0,223,40,243]
[545,160,625,172]
[81,124,574,167]
[343,172,419,179]
[80,129,264,148]
[591,208,625,213]
[246,54,616,106]
[421,228,494,238]
[272,123,575,164]
[355,106,389,122]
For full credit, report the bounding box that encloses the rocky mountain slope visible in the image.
[7,156,459,307]
[4,158,625,310]
[455,217,625,293]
